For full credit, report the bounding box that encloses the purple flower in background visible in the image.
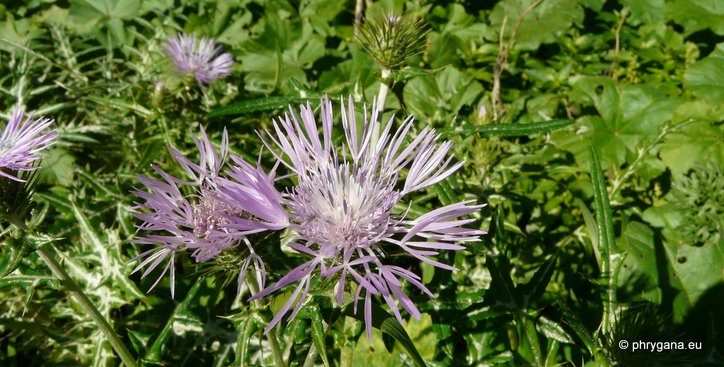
[164,33,234,84]
[131,127,287,297]
[0,107,58,182]
[252,97,485,339]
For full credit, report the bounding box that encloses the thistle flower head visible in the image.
[0,107,58,182]
[356,12,429,70]
[131,127,287,297]
[253,97,484,339]
[164,33,234,84]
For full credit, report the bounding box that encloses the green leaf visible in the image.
[590,146,617,333]
[430,179,458,206]
[86,95,153,117]
[135,138,165,174]
[590,147,616,271]
[484,254,522,310]
[519,254,558,307]
[309,306,330,367]
[466,307,512,322]
[234,316,257,367]
[537,316,574,344]
[489,0,584,50]
[659,103,724,177]
[38,149,75,186]
[665,0,724,36]
[345,300,427,367]
[208,96,322,117]
[69,0,142,23]
[684,43,724,104]
[665,238,724,321]
[622,0,664,24]
[567,77,682,167]
[127,329,152,355]
[618,221,661,301]
[442,119,574,138]
[557,301,599,356]
[0,274,58,289]
[240,18,325,93]
[576,0,606,11]
[575,198,600,267]
[300,0,346,36]
[71,202,143,299]
[427,4,490,69]
[67,0,143,45]
[0,235,25,277]
[145,280,203,363]
[403,66,483,124]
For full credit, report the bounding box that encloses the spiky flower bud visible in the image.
[356,13,429,70]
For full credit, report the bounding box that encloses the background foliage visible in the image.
[0,0,722,366]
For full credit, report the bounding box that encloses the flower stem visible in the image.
[339,316,357,367]
[376,68,391,115]
[371,68,392,149]
[37,245,138,367]
[265,319,286,367]
[246,277,286,367]
[517,311,543,367]
[302,343,319,367]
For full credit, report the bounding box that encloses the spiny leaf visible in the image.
[430,178,458,206]
[145,279,203,363]
[0,274,58,289]
[519,254,558,308]
[557,301,601,359]
[309,306,330,367]
[86,95,153,117]
[575,197,601,267]
[466,307,512,322]
[537,316,574,344]
[0,235,25,277]
[590,146,617,333]
[208,96,322,117]
[484,254,521,310]
[590,147,616,267]
[442,119,574,138]
[234,316,257,367]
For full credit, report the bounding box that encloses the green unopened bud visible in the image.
[471,104,490,125]
[356,12,429,70]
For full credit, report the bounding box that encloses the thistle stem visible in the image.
[37,245,138,367]
[353,0,364,37]
[266,321,286,367]
[302,343,319,367]
[371,68,392,149]
[246,277,286,367]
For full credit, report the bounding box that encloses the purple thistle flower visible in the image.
[252,96,485,339]
[0,107,58,182]
[131,127,287,298]
[164,33,234,84]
